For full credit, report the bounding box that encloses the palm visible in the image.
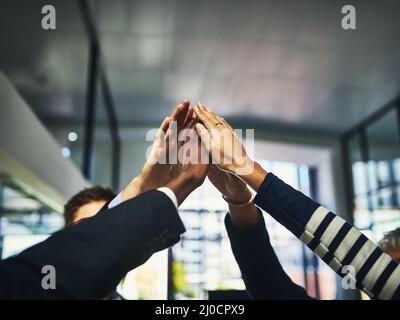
[193,103,253,175]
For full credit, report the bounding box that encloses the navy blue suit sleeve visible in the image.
[0,190,185,299]
[225,212,313,300]
[253,173,400,300]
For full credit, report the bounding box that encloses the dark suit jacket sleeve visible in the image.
[225,212,312,300]
[0,190,185,300]
[254,173,400,300]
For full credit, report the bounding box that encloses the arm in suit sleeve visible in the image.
[253,173,400,300]
[225,211,313,300]
[0,190,185,299]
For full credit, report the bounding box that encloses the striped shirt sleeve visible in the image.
[253,173,400,300]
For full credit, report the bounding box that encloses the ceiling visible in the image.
[1,0,400,135]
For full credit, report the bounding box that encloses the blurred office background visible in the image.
[0,0,400,299]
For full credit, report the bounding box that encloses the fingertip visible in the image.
[171,104,184,119]
[160,116,171,130]
[195,122,204,129]
[193,105,201,117]
[194,123,203,134]
[184,107,194,125]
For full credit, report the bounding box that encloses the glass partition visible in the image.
[347,107,400,244]
[93,85,113,189]
[0,174,63,259]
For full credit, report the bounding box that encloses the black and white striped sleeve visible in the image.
[253,173,400,300]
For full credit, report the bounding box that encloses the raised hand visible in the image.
[193,102,254,176]
[122,100,194,201]
[194,103,268,191]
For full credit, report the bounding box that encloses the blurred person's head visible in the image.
[64,186,116,226]
[379,228,400,262]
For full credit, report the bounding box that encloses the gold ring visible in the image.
[215,122,224,126]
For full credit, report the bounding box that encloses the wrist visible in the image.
[224,187,252,205]
[228,203,261,230]
[166,174,201,206]
[226,157,255,175]
[122,175,147,201]
[236,161,268,191]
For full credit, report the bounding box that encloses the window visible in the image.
[0,176,63,259]
[172,160,336,299]
[348,108,400,244]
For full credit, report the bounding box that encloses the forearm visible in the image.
[225,185,260,229]
[253,172,400,300]
[228,203,260,230]
[237,161,269,192]
[122,175,147,201]
[166,177,199,206]
[122,172,201,207]
[226,213,312,300]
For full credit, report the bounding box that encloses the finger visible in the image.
[197,130,210,165]
[198,101,212,115]
[187,110,199,129]
[154,116,170,144]
[165,125,178,164]
[194,122,211,140]
[199,102,217,122]
[179,99,190,124]
[171,99,190,127]
[160,116,170,133]
[222,117,239,139]
[220,117,232,130]
[198,101,207,111]
[213,115,226,130]
[194,104,216,131]
[194,123,212,152]
[183,106,194,127]
[198,103,222,128]
[170,103,185,122]
[205,106,216,116]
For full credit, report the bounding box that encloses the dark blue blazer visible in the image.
[0,190,185,299]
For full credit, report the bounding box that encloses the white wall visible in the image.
[0,72,89,212]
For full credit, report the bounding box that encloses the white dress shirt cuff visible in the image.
[108,192,123,209]
[108,188,178,210]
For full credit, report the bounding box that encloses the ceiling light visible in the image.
[61,147,71,158]
[67,132,78,142]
